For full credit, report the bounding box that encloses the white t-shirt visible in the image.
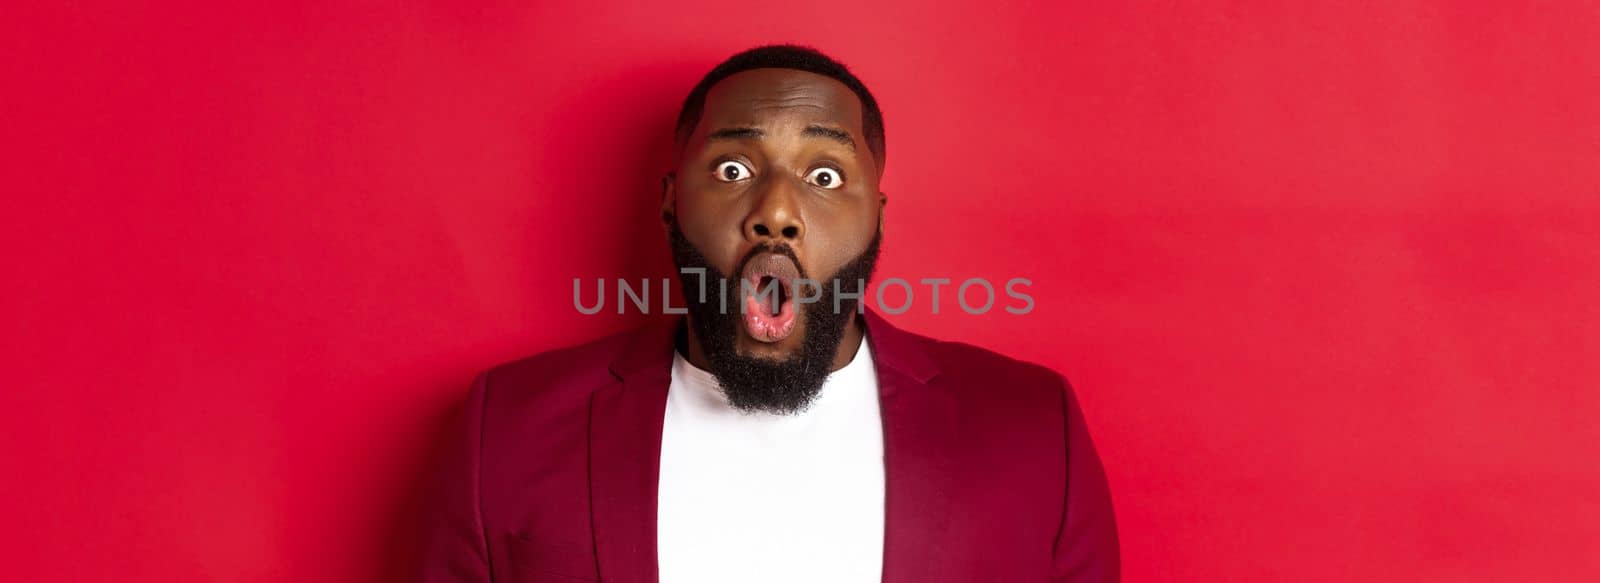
[657,338,885,583]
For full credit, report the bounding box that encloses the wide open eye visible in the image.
[714,160,753,182]
[804,167,844,189]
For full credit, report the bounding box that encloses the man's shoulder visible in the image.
[889,326,1087,489]
[463,325,659,501]
[895,326,1072,407]
[891,321,1063,383]
[474,325,643,408]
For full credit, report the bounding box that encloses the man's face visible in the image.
[668,68,883,361]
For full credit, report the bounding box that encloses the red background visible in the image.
[4,2,1597,581]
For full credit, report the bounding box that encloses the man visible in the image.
[417,45,1119,582]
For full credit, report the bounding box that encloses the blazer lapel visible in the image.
[864,310,958,583]
[589,319,676,583]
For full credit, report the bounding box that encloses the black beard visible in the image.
[667,219,881,415]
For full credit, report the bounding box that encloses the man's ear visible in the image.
[660,172,677,227]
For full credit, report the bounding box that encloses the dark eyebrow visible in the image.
[706,127,764,142]
[802,125,856,151]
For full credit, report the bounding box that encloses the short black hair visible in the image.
[673,44,886,169]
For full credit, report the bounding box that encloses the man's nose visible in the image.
[742,177,805,242]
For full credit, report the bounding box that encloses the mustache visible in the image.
[735,239,808,281]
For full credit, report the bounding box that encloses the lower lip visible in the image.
[743,289,797,342]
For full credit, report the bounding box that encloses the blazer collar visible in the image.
[860,308,941,385]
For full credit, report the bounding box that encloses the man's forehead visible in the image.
[698,68,864,130]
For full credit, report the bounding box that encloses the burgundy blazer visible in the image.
[416,310,1118,582]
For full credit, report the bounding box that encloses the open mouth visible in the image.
[739,252,801,343]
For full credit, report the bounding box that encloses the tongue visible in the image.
[744,292,796,342]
